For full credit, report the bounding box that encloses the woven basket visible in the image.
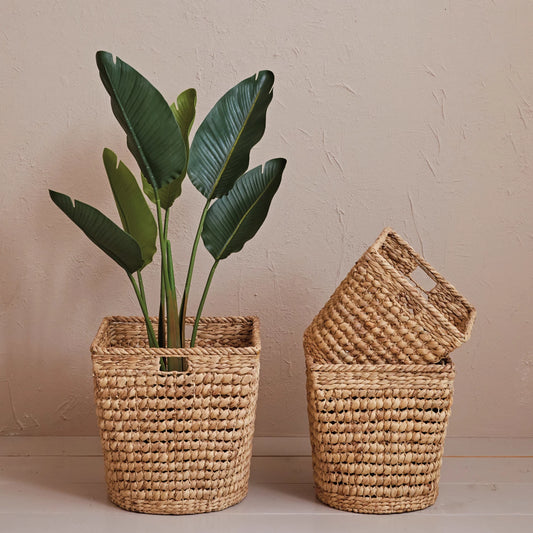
[306,227,476,364]
[304,340,455,514]
[91,315,260,515]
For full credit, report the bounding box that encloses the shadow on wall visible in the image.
[207,248,319,436]
[0,128,126,436]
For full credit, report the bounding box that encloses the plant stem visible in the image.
[137,270,148,307]
[157,299,165,348]
[179,196,211,346]
[164,208,170,239]
[155,198,167,310]
[158,210,170,348]
[155,197,179,349]
[166,240,185,372]
[136,270,166,369]
[167,240,176,293]
[190,260,219,347]
[128,272,158,347]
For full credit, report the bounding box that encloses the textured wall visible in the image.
[1,0,532,437]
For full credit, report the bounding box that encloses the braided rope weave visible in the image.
[306,228,476,364]
[91,315,260,515]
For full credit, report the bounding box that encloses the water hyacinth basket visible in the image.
[305,227,475,365]
[304,341,455,513]
[304,228,475,513]
[91,315,260,515]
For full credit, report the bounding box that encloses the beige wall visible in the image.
[1,0,532,437]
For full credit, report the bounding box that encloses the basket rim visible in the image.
[368,227,476,342]
[304,351,455,373]
[303,335,454,372]
[91,315,261,357]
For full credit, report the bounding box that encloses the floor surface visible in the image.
[0,437,531,532]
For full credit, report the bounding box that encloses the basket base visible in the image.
[315,487,438,514]
[108,486,248,515]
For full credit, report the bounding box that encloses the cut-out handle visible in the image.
[409,266,437,293]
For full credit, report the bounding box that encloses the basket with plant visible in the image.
[50,51,286,514]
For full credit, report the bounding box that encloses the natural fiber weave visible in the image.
[306,227,476,364]
[91,315,260,515]
[304,342,455,514]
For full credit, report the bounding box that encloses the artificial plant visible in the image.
[50,51,286,370]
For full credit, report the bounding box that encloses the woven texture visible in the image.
[91,315,260,515]
[304,343,455,514]
[303,228,474,513]
[306,227,476,364]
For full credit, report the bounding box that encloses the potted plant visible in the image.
[50,51,286,514]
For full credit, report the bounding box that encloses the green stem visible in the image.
[155,198,167,299]
[166,239,185,372]
[128,272,158,347]
[158,299,165,348]
[155,198,179,349]
[179,197,211,346]
[137,270,166,369]
[158,210,170,348]
[190,260,219,347]
[167,240,177,294]
[164,208,170,237]
[137,271,148,307]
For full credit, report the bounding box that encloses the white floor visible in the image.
[0,437,532,532]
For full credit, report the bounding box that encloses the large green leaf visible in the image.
[102,148,157,268]
[201,158,286,260]
[188,71,274,199]
[49,190,144,274]
[96,51,186,192]
[141,88,197,210]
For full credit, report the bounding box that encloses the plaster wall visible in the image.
[1,0,532,437]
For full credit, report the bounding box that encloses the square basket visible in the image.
[304,339,455,514]
[305,227,476,365]
[91,315,260,515]
[303,228,475,513]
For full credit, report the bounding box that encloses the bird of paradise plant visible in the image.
[50,51,286,371]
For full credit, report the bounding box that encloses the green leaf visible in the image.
[102,148,157,268]
[188,71,274,199]
[141,172,186,211]
[171,88,197,151]
[96,51,186,191]
[141,172,185,212]
[201,158,286,260]
[141,89,197,210]
[49,190,143,274]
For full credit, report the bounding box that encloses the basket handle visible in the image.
[374,228,476,341]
